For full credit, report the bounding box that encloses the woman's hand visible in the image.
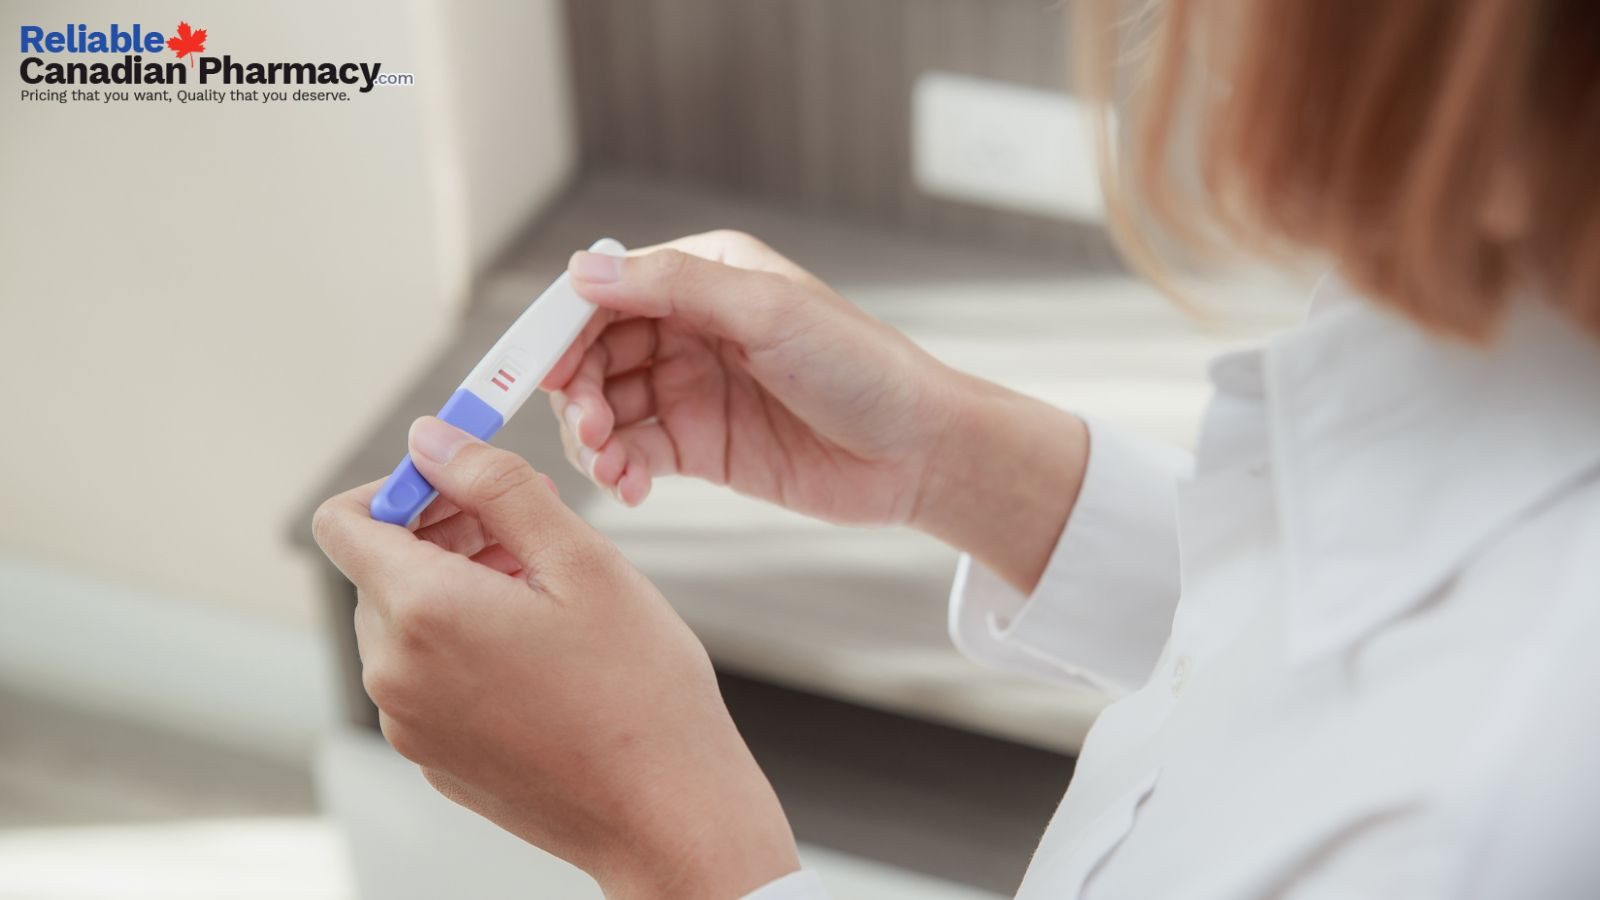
[546,230,1089,594]
[312,417,800,899]
[543,230,959,525]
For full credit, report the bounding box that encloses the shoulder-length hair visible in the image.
[1079,0,1600,340]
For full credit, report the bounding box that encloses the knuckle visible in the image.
[744,274,805,337]
[707,228,767,253]
[356,571,401,609]
[362,661,407,711]
[387,580,452,649]
[310,498,344,551]
[466,449,539,509]
[751,269,795,305]
[388,599,438,652]
[378,714,429,764]
[353,588,379,631]
[592,339,614,380]
[651,247,693,284]
[558,428,581,469]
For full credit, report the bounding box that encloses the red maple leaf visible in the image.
[168,21,206,67]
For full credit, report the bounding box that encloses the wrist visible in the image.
[601,815,799,900]
[595,733,800,900]
[603,841,798,900]
[911,372,1088,594]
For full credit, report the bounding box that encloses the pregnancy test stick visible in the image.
[369,237,625,526]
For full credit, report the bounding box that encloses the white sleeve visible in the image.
[948,419,1191,694]
[740,870,830,899]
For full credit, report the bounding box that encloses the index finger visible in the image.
[311,479,434,588]
[639,230,826,290]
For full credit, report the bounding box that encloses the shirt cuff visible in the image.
[740,870,829,900]
[948,419,1190,693]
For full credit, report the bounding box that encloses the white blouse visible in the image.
[751,279,1600,899]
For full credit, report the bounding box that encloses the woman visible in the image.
[311,0,1600,896]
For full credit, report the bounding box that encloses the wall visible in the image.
[565,0,1108,256]
[420,0,578,288]
[0,0,574,749]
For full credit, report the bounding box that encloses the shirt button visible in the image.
[1170,655,1193,697]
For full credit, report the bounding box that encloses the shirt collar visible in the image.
[1257,278,1600,662]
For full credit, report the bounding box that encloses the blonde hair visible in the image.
[1077,0,1600,341]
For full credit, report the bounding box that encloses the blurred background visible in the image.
[0,1,1298,897]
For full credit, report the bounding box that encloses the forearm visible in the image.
[912,369,1089,595]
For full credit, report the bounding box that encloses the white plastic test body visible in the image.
[369,237,625,525]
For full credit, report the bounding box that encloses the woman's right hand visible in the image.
[542,230,962,527]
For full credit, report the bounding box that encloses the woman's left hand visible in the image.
[312,416,799,899]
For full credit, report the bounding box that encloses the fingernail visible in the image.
[578,446,597,477]
[564,403,584,439]
[570,250,622,284]
[539,473,560,497]
[411,416,475,464]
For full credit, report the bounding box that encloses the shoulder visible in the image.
[1462,470,1600,601]
[1445,473,1600,898]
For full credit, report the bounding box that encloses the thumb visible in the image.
[568,247,801,348]
[407,416,574,574]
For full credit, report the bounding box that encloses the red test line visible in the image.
[497,369,517,383]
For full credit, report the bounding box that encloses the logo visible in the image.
[18,23,167,54]
[19,20,413,101]
[166,22,205,67]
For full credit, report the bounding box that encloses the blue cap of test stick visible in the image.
[367,237,624,527]
[369,389,506,526]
